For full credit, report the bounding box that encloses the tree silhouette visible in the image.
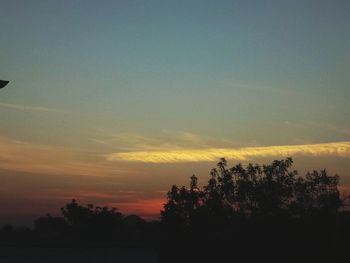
[60,199,123,240]
[0,158,348,263]
[34,214,68,238]
[160,158,345,263]
[162,157,341,226]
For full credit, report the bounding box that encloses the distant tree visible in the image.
[1,224,14,234]
[34,213,68,237]
[60,199,123,239]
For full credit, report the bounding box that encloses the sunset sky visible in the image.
[1,0,350,225]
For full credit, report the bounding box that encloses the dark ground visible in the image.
[0,247,157,263]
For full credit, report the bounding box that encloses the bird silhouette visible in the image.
[0,80,9,89]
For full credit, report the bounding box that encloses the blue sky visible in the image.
[1,1,350,143]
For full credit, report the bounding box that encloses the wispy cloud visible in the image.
[0,102,65,113]
[325,124,350,136]
[93,131,239,151]
[106,141,350,163]
[0,136,126,177]
[89,138,108,145]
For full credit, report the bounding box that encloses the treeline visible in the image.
[1,158,350,262]
[0,200,159,247]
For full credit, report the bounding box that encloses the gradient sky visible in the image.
[0,0,350,225]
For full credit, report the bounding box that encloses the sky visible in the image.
[0,0,350,225]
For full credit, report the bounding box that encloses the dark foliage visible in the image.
[1,158,350,263]
[30,199,157,246]
[160,158,347,262]
[161,158,341,225]
[60,199,123,240]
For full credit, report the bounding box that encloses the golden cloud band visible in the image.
[107,141,350,163]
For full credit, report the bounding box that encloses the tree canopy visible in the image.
[161,158,341,227]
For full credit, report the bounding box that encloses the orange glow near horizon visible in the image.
[108,198,165,220]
